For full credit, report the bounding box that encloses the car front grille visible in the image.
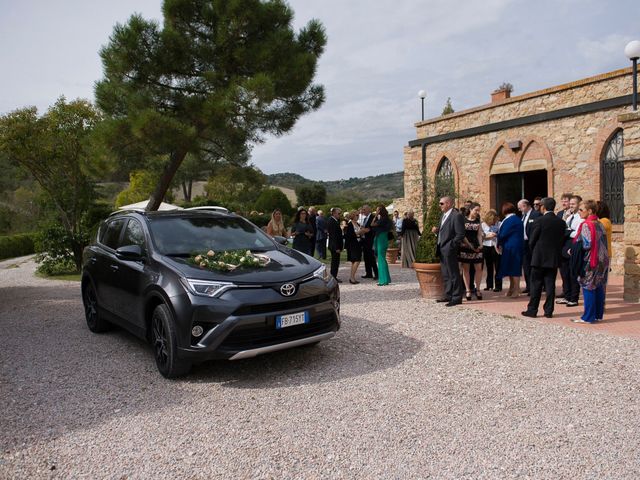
[231,294,330,316]
[219,311,338,351]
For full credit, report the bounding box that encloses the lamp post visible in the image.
[625,40,640,111]
[418,90,426,121]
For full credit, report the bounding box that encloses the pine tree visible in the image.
[95,0,327,210]
[441,97,454,115]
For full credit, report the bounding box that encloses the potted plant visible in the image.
[413,196,444,299]
[385,229,399,264]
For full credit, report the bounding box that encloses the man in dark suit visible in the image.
[518,199,542,294]
[315,210,327,259]
[327,207,344,282]
[359,205,378,279]
[433,196,465,306]
[521,197,567,318]
[308,206,318,257]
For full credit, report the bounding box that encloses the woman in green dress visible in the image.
[371,205,392,286]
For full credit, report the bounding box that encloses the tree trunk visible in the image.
[181,180,193,202]
[181,181,189,202]
[71,239,84,273]
[146,150,187,211]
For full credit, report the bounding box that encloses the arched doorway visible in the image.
[489,139,552,209]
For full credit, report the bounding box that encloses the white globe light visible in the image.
[418,90,426,99]
[625,40,640,60]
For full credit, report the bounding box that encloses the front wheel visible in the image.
[82,283,111,333]
[152,304,192,379]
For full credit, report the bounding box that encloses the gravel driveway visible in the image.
[1,258,639,479]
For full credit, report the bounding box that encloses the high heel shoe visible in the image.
[349,279,359,284]
[475,291,483,300]
[465,291,472,301]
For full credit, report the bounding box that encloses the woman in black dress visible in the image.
[291,209,313,255]
[344,210,363,284]
[458,202,484,300]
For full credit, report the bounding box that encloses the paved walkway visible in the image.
[391,263,639,339]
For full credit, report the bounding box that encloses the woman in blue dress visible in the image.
[291,208,313,255]
[497,202,523,297]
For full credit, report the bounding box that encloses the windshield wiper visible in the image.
[164,253,191,258]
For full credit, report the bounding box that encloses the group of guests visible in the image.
[433,193,611,324]
[265,204,420,287]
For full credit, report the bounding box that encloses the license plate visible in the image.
[276,311,309,329]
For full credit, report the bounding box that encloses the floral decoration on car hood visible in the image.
[189,249,271,272]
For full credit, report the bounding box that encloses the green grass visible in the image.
[317,250,348,265]
[36,271,82,282]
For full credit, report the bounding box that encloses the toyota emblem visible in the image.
[280,283,296,296]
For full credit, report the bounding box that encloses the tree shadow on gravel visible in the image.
[0,286,198,451]
[189,315,423,388]
[1,285,423,450]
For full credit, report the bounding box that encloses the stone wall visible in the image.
[401,67,634,275]
[618,111,640,302]
[415,68,632,138]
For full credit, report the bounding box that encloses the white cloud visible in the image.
[1,0,638,181]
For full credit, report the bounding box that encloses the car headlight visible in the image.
[312,265,330,282]
[180,278,236,298]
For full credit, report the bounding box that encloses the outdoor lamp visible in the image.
[625,40,640,111]
[418,90,426,121]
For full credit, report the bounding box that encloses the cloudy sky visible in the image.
[1,0,638,180]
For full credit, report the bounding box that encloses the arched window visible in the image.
[435,157,455,198]
[602,130,624,224]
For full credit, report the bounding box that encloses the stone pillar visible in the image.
[618,111,640,302]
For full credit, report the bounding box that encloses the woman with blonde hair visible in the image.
[344,210,363,284]
[266,209,287,238]
[595,200,613,260]
[481,209,502,292]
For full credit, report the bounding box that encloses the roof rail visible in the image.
[184,206,229,213]
[108,208,145,217]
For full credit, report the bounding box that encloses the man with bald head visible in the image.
[432,196,465,306]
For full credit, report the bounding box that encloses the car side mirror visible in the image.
[273,235,289,246]
[116,244,144,261]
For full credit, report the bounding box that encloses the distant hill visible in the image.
[267,171,403,201]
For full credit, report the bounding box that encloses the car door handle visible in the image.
[109,264,119,271]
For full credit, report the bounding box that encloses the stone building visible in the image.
[397,67,640,301]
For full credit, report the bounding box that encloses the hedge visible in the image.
[0,233,37,260]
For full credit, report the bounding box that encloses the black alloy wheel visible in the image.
[151,304,192,379]
[83,283,111,333]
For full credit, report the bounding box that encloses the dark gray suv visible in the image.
[81,210,340,378]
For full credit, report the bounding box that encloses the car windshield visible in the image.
[147,216,276,255]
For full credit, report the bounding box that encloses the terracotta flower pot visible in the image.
[386,247,399,264]
[413,262,444,299]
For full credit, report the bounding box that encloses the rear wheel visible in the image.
[152,304,192,379]
[82,283,111,333]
